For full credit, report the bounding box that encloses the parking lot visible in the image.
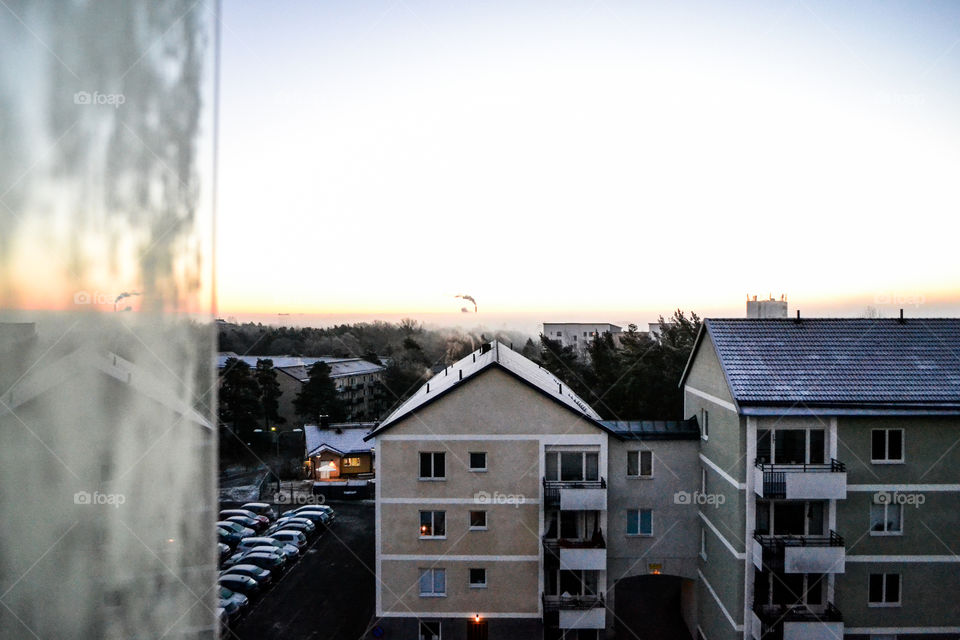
[225,501,375,640]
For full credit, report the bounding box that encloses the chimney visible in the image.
[899,308,905,323]
[795,310,801,323]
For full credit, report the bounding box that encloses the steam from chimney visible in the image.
[455,294,477,312]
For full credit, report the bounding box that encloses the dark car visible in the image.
[218,542,232,563]
[241,502,277,521]
[282,510,329,528]
[225,551,286,573]
[219,509,270,528]
[218,527,243,548]
[227,515,267,534]
[221,564,272,586]
[265,520,314,539]
[219,575,261,600]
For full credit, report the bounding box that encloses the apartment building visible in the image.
[367,341,702,640]
[542,323,622,358]
[682,318,960,640]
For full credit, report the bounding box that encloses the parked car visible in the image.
[226,514,267,534]
[224,550,287,572]
[265,520,314,539]
[273,516,317,533]
[218,586,248,621]
[221,564,272,586]
[218,527,243,548]
[219,575,261,600]
[283,504,335,520]
[217,521,256,539]
[219,509,270,528]
[237,536,299,559]
[281,510,330,527]
[270,530,308,550]
[218,542,232,563]
[217,607,228,632]
[241,502,277,521]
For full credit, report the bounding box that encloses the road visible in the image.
[228,501,375,640]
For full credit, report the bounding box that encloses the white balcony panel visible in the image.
[752,541,763,570]
[754,467,765,497]
[559,607,605,629]
[560,547,606,571]
[751,612,762,640]
[783,621,843,640]
[560,488,607,511]
[784,472,847,500]
[784,546,845,574]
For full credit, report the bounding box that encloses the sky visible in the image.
[217,0,960,329]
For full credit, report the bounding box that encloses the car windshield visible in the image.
[219,587,232,598]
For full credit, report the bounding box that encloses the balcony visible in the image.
[543,535,606,571]
[542,594,606,629]
[752,603,843,640]
[753,531,845,574]
[543,478,607,510]
[754,459,847,500]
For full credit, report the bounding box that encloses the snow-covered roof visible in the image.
[367,341,601,438]
[216,354,384,379]
[304,423,376,457]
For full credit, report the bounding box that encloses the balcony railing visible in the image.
[542,593,604,612]
[543,477,606,507]
[754,459,846,499]
[754,531,845,574]
[753,602,842,640]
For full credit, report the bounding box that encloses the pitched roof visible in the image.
[365,341,606,439]
[681,318,960,413]
[600,419,700,440]
[304,423,376,456]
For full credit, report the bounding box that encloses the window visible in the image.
[545,450,600,482]
[469,568,487,588]
[469,452,487,471]
[701,409,709,440]
[419,452,445,479]
[557,331,562,337]
[420,620,441,640]
[627,509,653,536]
[469,510,487,530]
[419,568,446,596]
[868,573,901,606]
[627,450,653,477]
[872,429,904,463]
[419,511,446,538]
[343,457,361,467]
[870,502,903,535]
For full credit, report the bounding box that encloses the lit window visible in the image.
[343,457,361,467]
[627,509,653,536]
[419,511,445,538]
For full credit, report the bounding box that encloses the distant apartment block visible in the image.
[216,353,387,424]
[542,323,622,357]
[746,295,788,319]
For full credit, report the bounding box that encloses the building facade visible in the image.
[542,323,622,358]
[683,318,960,640]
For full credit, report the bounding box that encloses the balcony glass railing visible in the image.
[542,593,604,611]
[754,459,845,499]
[542,477,606,505]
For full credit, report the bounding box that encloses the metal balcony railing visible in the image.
[753,602,842,640]
[542,477,606,506]
[542,593,604,612]
[753,530,844,571]
[754,459,845,499]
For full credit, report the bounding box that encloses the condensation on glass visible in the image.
[0,2,218,638]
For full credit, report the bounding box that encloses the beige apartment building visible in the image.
[366,341,702,640]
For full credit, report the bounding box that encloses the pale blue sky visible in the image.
[217,1,960,324]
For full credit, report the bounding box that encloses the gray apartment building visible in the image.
[369,318,960,640]
[683,318,960,640]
